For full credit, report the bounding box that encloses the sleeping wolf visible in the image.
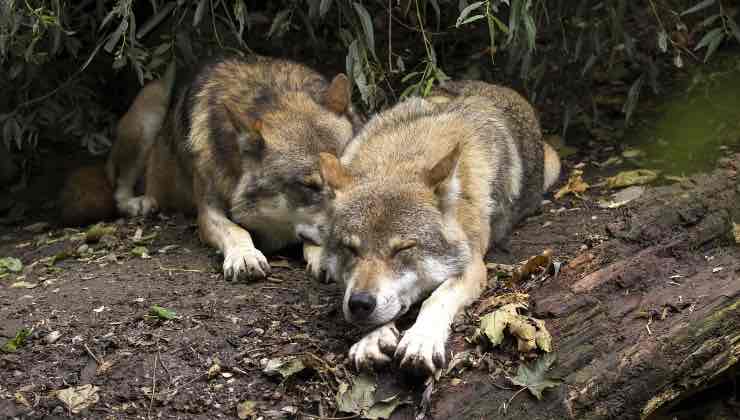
[61,56,357,281]
[317,80,560,374]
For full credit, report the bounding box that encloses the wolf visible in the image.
[61,56,357,281]
[316,80,561,375]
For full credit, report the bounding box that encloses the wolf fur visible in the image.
[317,80,560,375]
[61,56,357,281]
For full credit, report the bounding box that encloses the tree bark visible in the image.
[431,155,740,419]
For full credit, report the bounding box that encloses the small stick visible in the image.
[83,344,101,365]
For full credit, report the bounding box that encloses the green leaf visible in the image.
[263,355,307,379]
[365,395,402,419]
[459,14,486,26]
[150,305,176,320]
[622,74,645,126]
[319,0,334,18]
[694,27,723,52]
[703,32,724,62]
[456,1,484,27]
[727,15,740,44]
[267,9,292,39]
[353,2,375,56]
[1,328,32,353]
[0,257,23,273]
[193,0,208,26]
[681,0,716,16]
[657,30,668,52]
[508,353,561,400]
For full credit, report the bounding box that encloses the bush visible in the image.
[1,0,738,158]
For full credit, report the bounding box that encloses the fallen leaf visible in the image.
[56,384,100,414]
[554,170,589,199]
[149,305,176,320]
[269,259,294,269]
[733,222,740,244]
[1,328,31,353]
[475,292,529,315]
[85,223,117,243]
[15,392,31,408]
[665,175,689,183]
[208,361,221,379]
[621,148,645,159]
[10,281,37,289]
[0,257,23,273]
[336,373,377,415]
[237,400,258,419]
[512,250,553,283]
[598,185,645,208]
[131,246,150,259]
[364,395,402,419]
[263,356,307,379]
[508,353,561,400]
[606,169,659,189]
[477,303,552,352]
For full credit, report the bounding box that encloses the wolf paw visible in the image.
[349,324,399,371]
[223,245,271,281]
[119,196,158,217]
[304,244,331,283]
[395,324,448,376]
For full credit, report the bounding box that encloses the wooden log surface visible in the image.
[428,155,740,420]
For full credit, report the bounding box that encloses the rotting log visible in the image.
[429,155,740,420]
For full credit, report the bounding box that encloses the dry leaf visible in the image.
[56,384,100,414]
[508,353,561,400]
[475,292,529,315]
[237,400,258,419]
[512,250,553,283]
[733,222,740,244]
[554,170,589,199]
[598,186,645,208]
[606,169,659,189]
[477,303,552,353]
[263,356,307,379]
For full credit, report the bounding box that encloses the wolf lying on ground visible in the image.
[61,56,358,281]
[317,80,561,375]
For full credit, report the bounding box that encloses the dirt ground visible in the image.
[0,144,737,420]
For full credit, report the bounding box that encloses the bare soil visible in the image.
[0,146,738,420]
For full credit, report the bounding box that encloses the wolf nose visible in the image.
[348,292,376,318]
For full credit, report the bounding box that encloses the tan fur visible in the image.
[61,56,357,282]
[321,81,560,375]
[543,142,561,190]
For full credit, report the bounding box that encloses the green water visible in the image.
[626,52,740,175]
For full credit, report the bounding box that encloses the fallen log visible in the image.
[431,155,740,419]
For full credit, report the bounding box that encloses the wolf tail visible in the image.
[59,61,177,226]
[543,142,561,190]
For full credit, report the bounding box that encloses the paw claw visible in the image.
[223,246,269,282]
[348,324,399,371]
[394,325,448,377]
[119,196,158,217]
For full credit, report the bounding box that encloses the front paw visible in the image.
[395,324,449,376]
[119,196,158,217]
[223,245,271,281]
[348,324,399,371]
[303,244,330,283]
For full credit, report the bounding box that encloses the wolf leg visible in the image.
[395,254,487,375]
[198,203,271,281]
[349,323,400,370]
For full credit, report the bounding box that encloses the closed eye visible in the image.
[391,239,417,257]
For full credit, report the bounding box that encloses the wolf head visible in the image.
[223,75,355,252]
[318,146,472,327]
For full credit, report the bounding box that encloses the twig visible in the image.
[297,412,359,420]
[147,352,158,420]
[83,344,102,365]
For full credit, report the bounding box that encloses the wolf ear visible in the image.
[324,74,351,115]
[426,144,461,190]
[223,103,265,156]
[319,152,351,191]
